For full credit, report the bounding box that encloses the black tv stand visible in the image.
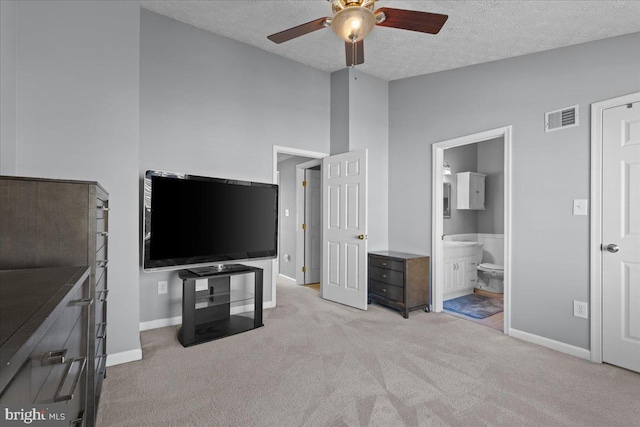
[188,264,247,276]
[178,265,263,347]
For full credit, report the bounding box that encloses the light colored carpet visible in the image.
[97,278,640,426]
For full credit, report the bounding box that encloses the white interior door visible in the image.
[322,150,368,310]
[602,101,640,373]
[304,169,321,284]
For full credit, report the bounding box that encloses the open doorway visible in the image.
[431,127,512,333]
[272,146,327,305]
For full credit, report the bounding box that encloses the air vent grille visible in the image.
[545,105,578,132]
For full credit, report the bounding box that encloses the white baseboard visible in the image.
[106,348,142,367]
[139,315,182,332]
[278,274,296,285]
[509,328,591,360]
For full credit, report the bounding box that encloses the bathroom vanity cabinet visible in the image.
[457,172,486,210]
[443,243,479,299]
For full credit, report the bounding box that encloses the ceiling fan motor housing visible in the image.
[331,2,376,43]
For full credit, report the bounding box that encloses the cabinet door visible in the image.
[453,259,465,290]
[444,260,456,293]
[471,175,485,210]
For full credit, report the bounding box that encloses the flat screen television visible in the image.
[143,170,278,272]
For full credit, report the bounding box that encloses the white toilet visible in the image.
[477,263,504,293]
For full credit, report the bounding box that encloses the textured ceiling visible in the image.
[141,0,640,81]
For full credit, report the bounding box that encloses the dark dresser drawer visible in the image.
[369,266,404,287]
[369,256,404,271]
[369,280,403,303]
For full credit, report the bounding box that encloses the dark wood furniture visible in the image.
[0,176,108,426]
[368,251,430,318]
[178,265,263,347]
[0,267,91,425]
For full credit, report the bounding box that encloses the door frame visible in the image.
[589,91,640,363]
[431,126,513,333]
[272,145,328,306]
[295,158,322,287]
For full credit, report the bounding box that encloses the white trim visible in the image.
[106,348,142,367]
[509,328,591,361]
[277,273,297,285]
[273,145,328,307]
[296,167,305,285]
[431,126,512,335]
[295,158,322,286]
[589,92,640,364]
[263,301,275,310]
[140,316,182,332]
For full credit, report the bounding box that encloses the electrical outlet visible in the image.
[573,300,588,319]
[158,281,168,295]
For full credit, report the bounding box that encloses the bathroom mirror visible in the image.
[443,183,451,218]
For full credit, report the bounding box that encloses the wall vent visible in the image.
[545,105,578,132]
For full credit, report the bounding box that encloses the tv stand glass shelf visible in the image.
[178,265,263,347]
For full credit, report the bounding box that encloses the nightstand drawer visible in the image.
[369,266,404,287]
[369,280,403,303]
[369,256,404,272]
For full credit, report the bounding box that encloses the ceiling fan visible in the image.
[267,0,448,67]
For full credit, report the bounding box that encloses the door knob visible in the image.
[604,244,619,253]
[357,234,367,240]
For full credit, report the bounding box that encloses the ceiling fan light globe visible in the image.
[331,7,375,43]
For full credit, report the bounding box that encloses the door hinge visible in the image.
[302,223,307,230]
[302,180,307,187]
[302,266,306,273]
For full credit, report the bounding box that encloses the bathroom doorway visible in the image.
[431,126,512,333]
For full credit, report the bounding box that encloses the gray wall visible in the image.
[477,137,505,234]
[139,10,331,323]
[389,32,640,349]
[0,1,17,175]
[330,69,350,156]
[443,137,504,236]
[6,0,141,356]
[329,68,389,252]
[348,69,389,252]
[277,156,311,279]
[443,143,478,235]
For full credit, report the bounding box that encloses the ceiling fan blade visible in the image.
[267,17,328,44]
[375,8,448,34]
[345,40,364,67]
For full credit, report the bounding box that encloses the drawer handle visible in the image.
[54,357,86,403]
[71,298,93,307]
[97,206,109,211]
[97,260,109,268]
[381,274,387,279]
[382,288,387,293]
[97,322,108,339]
[381,262,387,266]
[97,289,109,301]
[97,231,109,237]
[42,349,67,366]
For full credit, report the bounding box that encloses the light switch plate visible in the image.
[195,279,208,292]
[573,199,588,215]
